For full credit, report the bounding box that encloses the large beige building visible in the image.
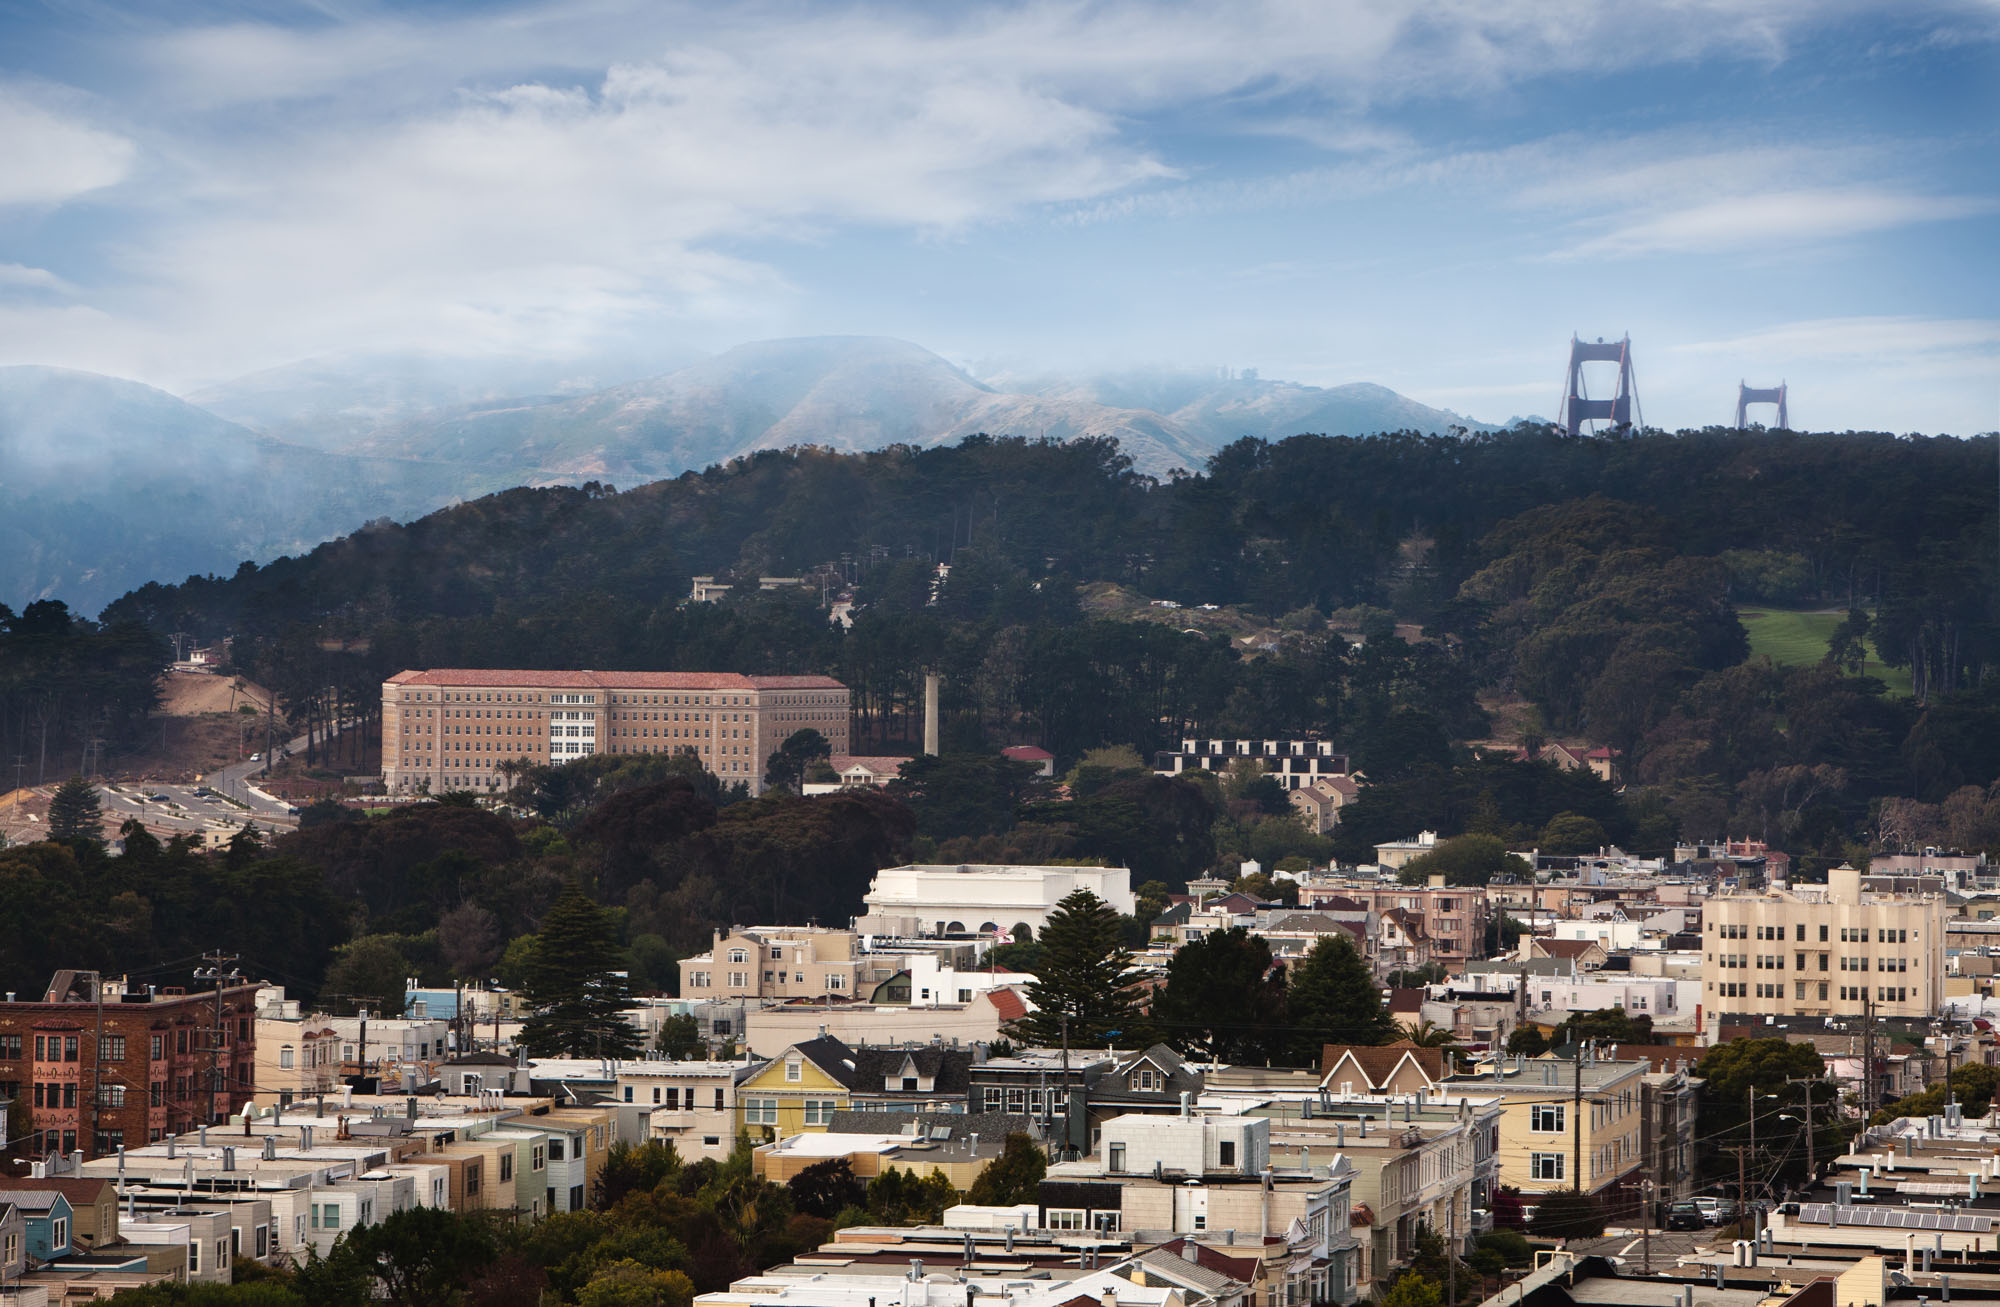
[1700,864,1947,1019]
[679,927,865,1003]
[381,669,850,796]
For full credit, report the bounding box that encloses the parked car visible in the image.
[1666,1203,1705,1231]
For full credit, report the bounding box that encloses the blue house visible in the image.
[10,1190,75,1263]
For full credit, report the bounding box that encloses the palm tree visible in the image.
[1400,1019,1473,1072]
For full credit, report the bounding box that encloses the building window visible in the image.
[803,1100,840,1126]
[51,1217,67,1251]
[98,1034,126,1061]
[500,1153,514,1182]
[1109,1143,1126,1172]
[1219,1140,1237,1167]
[785,1059,802,1082]
[1530,1104,1565,1133]
[1531,1153,1566,1182]
[280,1047,295,1069]
[1046,1209,1085,1230]
[744,1098,778,1125]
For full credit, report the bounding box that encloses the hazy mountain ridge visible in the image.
[220,337,1491,482]
[3,338,1501,612]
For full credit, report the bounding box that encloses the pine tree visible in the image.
[518,881,643,1057]
[1152,926,1286,1063]
[1285,932,1397,1064]
[1006,889,1149,1047]
[965,1133,1047,1205]
[45,776,103,847]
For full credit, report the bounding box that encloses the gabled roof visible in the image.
[1318,1041,1445,1090]
[444,1052,518,1067]
[0,1177,111,1208]
[1149,1238,1262,1285]
[1133,1245,1250,1295]
[780,1035,858,1088]
[849,1045,974,1094]
[1530,938,1602,960]
[3,1190,72,1217]
[832,755,913,774]
[1115,1043,1187,1078]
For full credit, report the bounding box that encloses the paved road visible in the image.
[200,717,357,824]
[1566,1229,1710,1270]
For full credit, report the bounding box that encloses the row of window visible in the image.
[1714,921,1918,942]
[740,1097,843,1125]
[0,1032,228,1063]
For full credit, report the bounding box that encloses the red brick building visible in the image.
[0,971,260,1159]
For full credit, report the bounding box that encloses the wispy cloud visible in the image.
[1556,188,1996,258]
[0,87,134,207]
[0,263,74,293]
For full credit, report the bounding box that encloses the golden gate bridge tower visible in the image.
[1558,334,1642,436]
[1735,380,1789,429]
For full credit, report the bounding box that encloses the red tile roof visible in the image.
[385,669,845,691]
[1001,745,1054,761]
[987,987,1029,1022]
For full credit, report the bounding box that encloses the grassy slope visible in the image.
[1739,607,1913,696]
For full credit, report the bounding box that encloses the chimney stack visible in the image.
[923,675,942,757]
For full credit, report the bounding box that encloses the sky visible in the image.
[0,0,1996,433]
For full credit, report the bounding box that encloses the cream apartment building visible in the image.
[1453,1054,1649,1201]
[679,927,865,1003]
[1700,863,1947,1019]
[381,669,850,796]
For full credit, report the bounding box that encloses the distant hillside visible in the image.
[0,366,491,613]
[3,341,1506,612]
[328,337,1221,479]
[196,337,1492,483]
[988,365,1498,447]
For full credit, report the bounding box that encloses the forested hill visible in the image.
[59,425,2000,866]
[108,425,1992,656]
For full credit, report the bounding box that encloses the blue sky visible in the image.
[0,0,1995,432]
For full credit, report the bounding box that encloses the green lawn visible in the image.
[1738,607,1912,696]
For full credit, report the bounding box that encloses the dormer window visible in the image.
[1133,1068,1158,1092]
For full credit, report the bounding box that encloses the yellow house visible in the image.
[736,1037,857,1141]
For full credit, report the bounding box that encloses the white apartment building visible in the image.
[1701,863,1948,1019]
[614,1061,745,1157]
[857,864,1135,938]
[381,669,850,796]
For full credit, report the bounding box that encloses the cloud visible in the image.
[3,0,1995,387]
[1557,188,1997,258]
[0,264,75,293]
[0,89,135,207]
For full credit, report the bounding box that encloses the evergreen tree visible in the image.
[1006,889,1148,1047]
[1152,926,1286,1063]
[965,1134,1047,1206]
[519,881,643,1057]
[45,776,102,847]
[1284,933,1396,1063]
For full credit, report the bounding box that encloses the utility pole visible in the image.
[1572,1041,1584,1194]
[1730,1144,1751,1236]
[193,951,241,1126]
[1640,1177,1654,1274]
[1747,1083,1757,1231]
[84,970,105,1158]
